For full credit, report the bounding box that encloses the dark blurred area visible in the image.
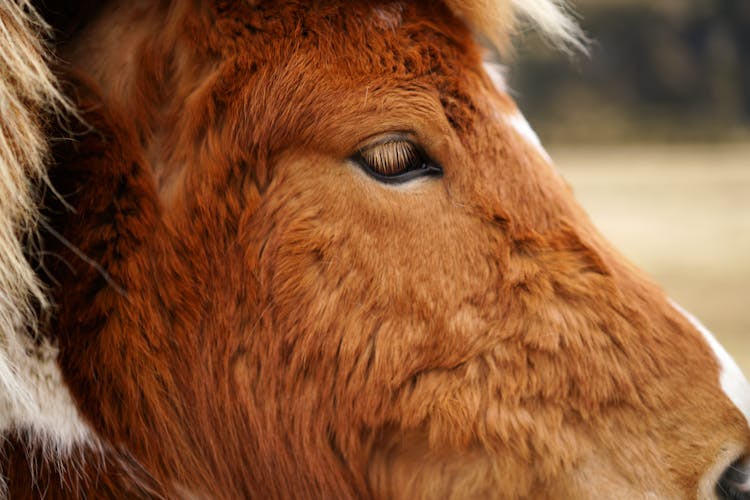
[510,0,750,143]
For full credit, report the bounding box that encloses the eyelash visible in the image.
[352,137,443,184]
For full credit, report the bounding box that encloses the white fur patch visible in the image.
[7,340,96,449]
[480,63,552,164]
[505,112,552,163]
[670,300,750,426]
[483,61,508,94]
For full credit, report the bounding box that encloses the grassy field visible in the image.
[550,143,750,375]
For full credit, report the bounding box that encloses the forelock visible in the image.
[443,0,587,54]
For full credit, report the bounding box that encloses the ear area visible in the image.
[443,0,588,55]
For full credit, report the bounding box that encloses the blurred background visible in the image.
[509,0,750,373]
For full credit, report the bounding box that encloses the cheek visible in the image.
[261,154,506,382]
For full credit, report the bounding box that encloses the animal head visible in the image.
[1,0,748,498]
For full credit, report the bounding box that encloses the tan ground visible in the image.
[550,143,750,375]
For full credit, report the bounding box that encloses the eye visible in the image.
[352,135,443,184]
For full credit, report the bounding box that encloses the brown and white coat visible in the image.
[0,0,748,498]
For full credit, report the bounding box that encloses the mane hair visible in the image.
[0,0,58,427]
[444,0,586,53]
[0,0,92,464]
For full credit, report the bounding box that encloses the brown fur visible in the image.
[2,0,748,498]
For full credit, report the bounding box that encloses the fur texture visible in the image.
[0,0,747,498]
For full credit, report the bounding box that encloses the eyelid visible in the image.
[352,131,417,151]
[359,140,421,176]
[350,134,442,184]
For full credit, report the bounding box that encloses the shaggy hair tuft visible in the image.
[0,0,80,434]
[444,0,586,53]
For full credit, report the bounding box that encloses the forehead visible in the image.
[213,1,476,67]
[207,1,491,148]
